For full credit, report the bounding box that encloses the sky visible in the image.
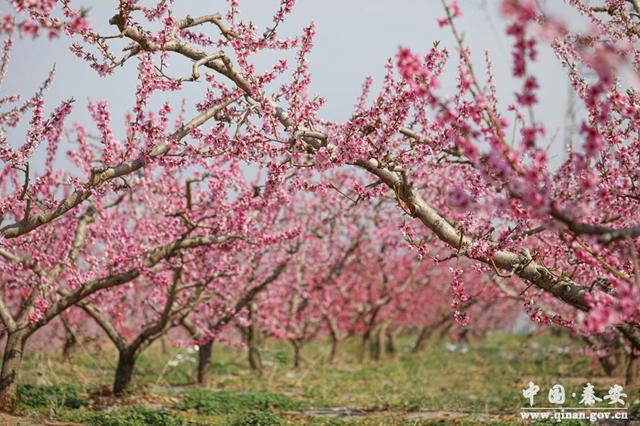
[1,0,582,172]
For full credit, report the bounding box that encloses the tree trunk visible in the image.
[197,341,213,386]
[613,349,625,373]
[582,335,623,377]
[0,329,27,413]
[291,340,303,368]
[60,318,78,358]
[458,328,469,344]
[438,320,454,340]
[113,349,136,396]
[247,343,262,373]
[326,318,340,363]
[371,323,388,361]
[412,325,434,353]
[62,330,78,358]
[329,333,339,363]
[62,336,77,358]
[359,332,371,362]
[160,336,168,355]
[246,327,262,373]
[625,350,639,386]
[386,327,398,357]
[599,355,617,377]
[370,329,381,360]
[246,304,262,373]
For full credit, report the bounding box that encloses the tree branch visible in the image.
[0,98,235,239]
[32,234,237,334]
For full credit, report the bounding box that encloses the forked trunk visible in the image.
[0,329,27,413]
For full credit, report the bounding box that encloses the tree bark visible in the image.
[197,341,213,386]
[599,355,618,377]
[246,304,262,373]
[412,325,434,353]
[370,329,381,360]
[62,335,77,358]
[247,342,262,373]
[61,320,78,358]
[113,349,136,396]
[291,340,303,368]
[359,332,371,363]
[372,324,388,361]
[325,317,340,363]
[438,320,454,340]
[160,336,168,355]
[0,329,27,413]
[329,333,339,363]
[386,326,398,357]
[625,350,639,386]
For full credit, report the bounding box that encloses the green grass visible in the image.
[178,389,306,415]
[58,405,190,426]
[227,411,282,426]
[14,331,640,424]
[18,383,88,410]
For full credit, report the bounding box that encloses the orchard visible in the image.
[0,0,639,424]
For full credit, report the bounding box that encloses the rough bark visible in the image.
[0,329,27,413]
[246,304,263,373]
[247,342,262,373]
[61,320,78,358]
[197,341,213,386]
[113,349,136,396]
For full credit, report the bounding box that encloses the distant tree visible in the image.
[2,0,640,413]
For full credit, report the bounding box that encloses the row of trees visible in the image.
[0,0,639,413]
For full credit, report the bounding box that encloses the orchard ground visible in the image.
[5,331,639,425]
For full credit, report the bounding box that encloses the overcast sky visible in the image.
[2,0,582,171]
